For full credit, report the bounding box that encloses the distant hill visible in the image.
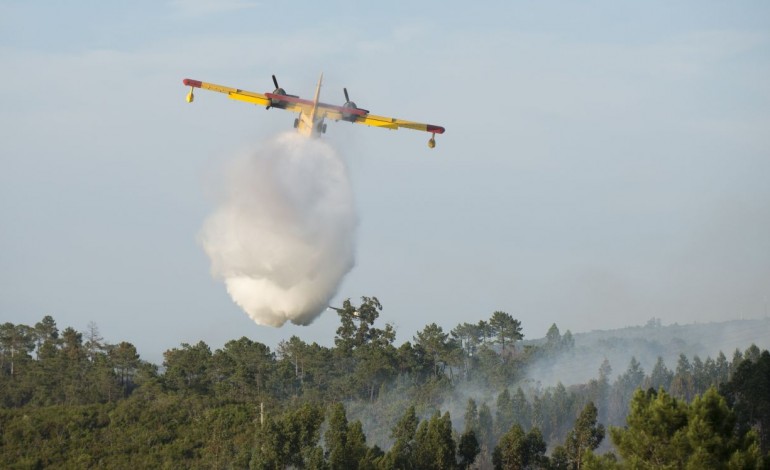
[522,318,770,388]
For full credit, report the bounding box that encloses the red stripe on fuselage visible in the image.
[265,93,368,116]
[265,93,313,106]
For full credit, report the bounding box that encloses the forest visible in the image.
[1,296,769,469]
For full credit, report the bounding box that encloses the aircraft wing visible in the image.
[356,113,445,134]
[183,79,272,107]
[318,105,445,134]
[183,78,325,116]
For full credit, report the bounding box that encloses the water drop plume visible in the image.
[200,132,356,326]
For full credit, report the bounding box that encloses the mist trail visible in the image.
[199,132,356,327]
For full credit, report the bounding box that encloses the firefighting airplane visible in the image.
[182,73,445,148]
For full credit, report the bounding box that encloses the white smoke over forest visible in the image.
[199,132,356,327]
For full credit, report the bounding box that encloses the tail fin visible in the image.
[296,73,325,137]
[309,72,323,123]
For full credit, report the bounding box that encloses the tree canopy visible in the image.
[0,303,767,469]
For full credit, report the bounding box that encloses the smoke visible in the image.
[521,318,770,389]
[199,132,356,327]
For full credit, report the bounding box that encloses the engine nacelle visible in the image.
[428,135,436,148]
[340,88,369,122]
[339,101,355,122]
[186,88,195,103]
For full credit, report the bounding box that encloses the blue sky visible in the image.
[2,1,769,364]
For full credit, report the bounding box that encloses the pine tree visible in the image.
[512,387,531,428]
[563,402,604,470]
[495,388,514,438]
[609,387,763,468]
[648,356,673,391]
[478,402,494,451]
[492,424,547,470]
[457,430,480,469]
[488,311,523,357]
[610,388,689,468]
[546,324,561,351]
[413,411,457,470]
[721,349,770,454]
[463,398,479,436]
[326,403,351,469]
[387,405,419,469]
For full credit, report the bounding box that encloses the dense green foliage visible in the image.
[588,387,764,469]
[1,302,768,468]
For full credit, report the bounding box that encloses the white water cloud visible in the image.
[199,132,357,327]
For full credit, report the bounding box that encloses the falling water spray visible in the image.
[199,132,356,326]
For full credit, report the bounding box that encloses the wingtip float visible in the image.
[181,75,445,148]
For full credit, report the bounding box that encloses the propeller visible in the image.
[342,87,358,110]
[341,87,368,118]
[266,74,284,109]
[267,74,296,104]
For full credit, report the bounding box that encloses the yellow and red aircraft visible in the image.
[182,73,445,148]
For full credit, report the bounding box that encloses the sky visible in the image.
[1,1,769,364]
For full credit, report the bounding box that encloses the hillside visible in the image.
[523,317,770,387]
